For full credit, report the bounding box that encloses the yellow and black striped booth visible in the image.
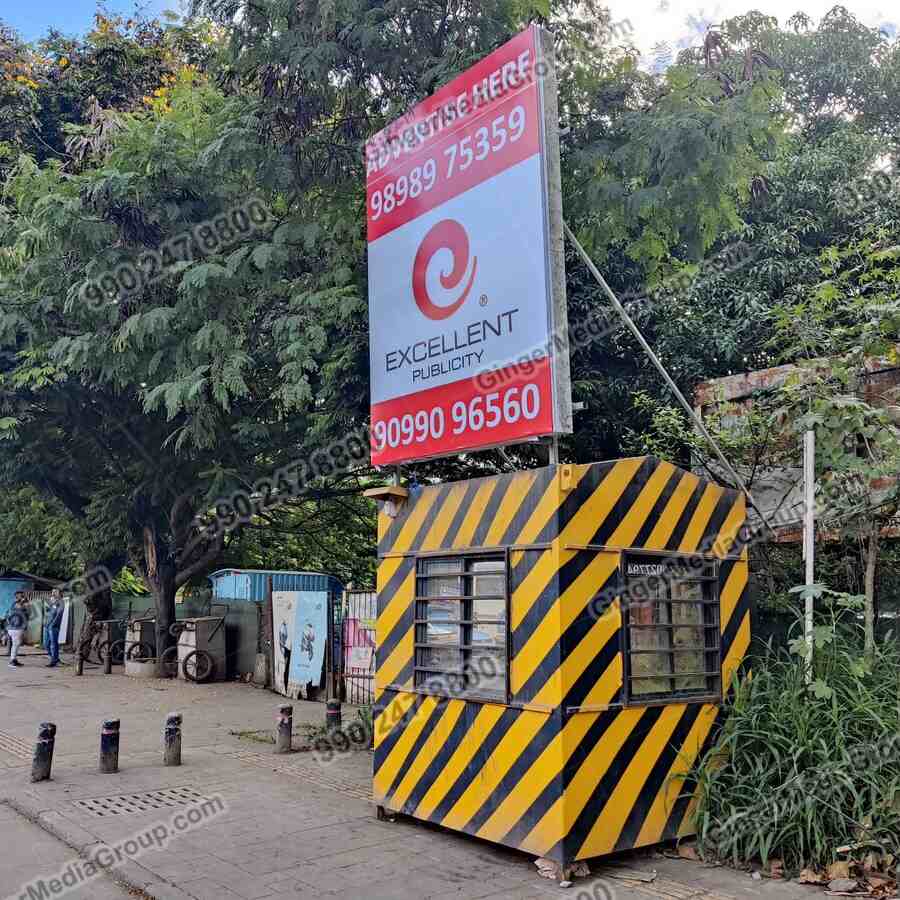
[373,457,750,867]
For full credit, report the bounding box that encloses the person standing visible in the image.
[6,592,29,668]
[44,589,64,668]
[279,619,291,694]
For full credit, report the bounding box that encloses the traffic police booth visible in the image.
[364,22,752,872]
[372,458,750,868]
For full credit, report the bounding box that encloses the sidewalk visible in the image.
[0,652,821,900]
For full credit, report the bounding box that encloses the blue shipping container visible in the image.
[208,569,343,603]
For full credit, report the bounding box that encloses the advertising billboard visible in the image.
[366,25,572,467]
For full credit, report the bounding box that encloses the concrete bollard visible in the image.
[275,704,293,754]
[31,722,57,783]
[164,713,182,766]
[99,719,120,773]
[326,699,342,732]
[75,653,83,676]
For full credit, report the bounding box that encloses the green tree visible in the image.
[770,222,900,656]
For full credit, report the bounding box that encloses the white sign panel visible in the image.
[366,25,571,466]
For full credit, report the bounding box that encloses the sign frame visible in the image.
[366,25,572,467]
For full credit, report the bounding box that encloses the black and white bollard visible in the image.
[164,713,182,766]
[99,719,120,773]
[31,722,56,783]
[275,704,292,754]
[326,699,342,732]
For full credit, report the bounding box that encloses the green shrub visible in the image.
[692,587,900,872]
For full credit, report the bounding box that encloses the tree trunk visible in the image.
[142,525,178,660]
[77,558,117,660]
[151,568,177,659]
[864,525,878,659]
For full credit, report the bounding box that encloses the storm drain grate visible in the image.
[73,786,208,817]
[0,730,32,761]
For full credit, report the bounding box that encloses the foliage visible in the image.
[693,594,900,872]
[2,1,898,655]
[765,212,900,653]
[0,13,215,179]
[0,64,374,645]
[220,495,377,587]
[598,7,900,471]
[0,484,80,578]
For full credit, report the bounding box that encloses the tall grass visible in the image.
[692,595,900,872]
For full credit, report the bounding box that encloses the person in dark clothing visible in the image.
[279,620,291,694]
[44,589,63,667]
[6,592,29,668]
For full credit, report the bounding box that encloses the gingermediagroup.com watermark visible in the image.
[13,794,226,900]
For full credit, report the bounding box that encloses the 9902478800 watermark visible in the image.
[78,197,272,309]
[705,729,900,851]
[312,652,505,766]
[197,422,372,542]
[834,163,899,216]
[575,879,617,900]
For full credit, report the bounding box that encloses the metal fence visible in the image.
[341,590,376,705]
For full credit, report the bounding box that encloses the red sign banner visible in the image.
[366,26,570,466]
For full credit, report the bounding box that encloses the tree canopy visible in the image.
[1,2,897,646]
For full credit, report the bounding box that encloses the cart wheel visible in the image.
[159,645,179,678]
[125,641,154,661]
[96,639,125,665]
[169,622,185,638]
[106,639,126,665]
[182,649,213,683]
[92,640,107,665]
[89,638,107,665]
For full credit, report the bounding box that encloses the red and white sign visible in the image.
[366,26,570,466]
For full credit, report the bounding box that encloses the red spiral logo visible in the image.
[412,219,478,320]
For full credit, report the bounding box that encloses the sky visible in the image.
[603,0,898,70]
[3,0,897,50]
[2,0,173,40]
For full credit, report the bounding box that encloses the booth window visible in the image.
[624,555,721,703]
[414,555,507,701]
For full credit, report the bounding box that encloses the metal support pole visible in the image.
[326,699,342,732]
[31,723,56,783]
[99,719,120,773]
[803,429,816,683]
[275,704,293,754]
[563,222,774,537]
[164,713,182,766]
[548,436,560,466]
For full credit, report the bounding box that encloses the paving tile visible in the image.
[178,878,249,900]
[0,666,821,900]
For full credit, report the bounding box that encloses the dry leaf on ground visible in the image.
[828,861,853,880]
[799,868,829,884]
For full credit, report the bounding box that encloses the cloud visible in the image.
[605,0,898,67]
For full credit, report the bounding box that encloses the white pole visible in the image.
[803,429,815,682]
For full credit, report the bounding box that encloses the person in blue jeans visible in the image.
[44,590,63,667]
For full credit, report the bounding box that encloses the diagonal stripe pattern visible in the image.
[373,457,749,868]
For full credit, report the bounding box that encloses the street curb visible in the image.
[1,794,195,900]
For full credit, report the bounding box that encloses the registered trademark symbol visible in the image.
[479,294,489,307]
